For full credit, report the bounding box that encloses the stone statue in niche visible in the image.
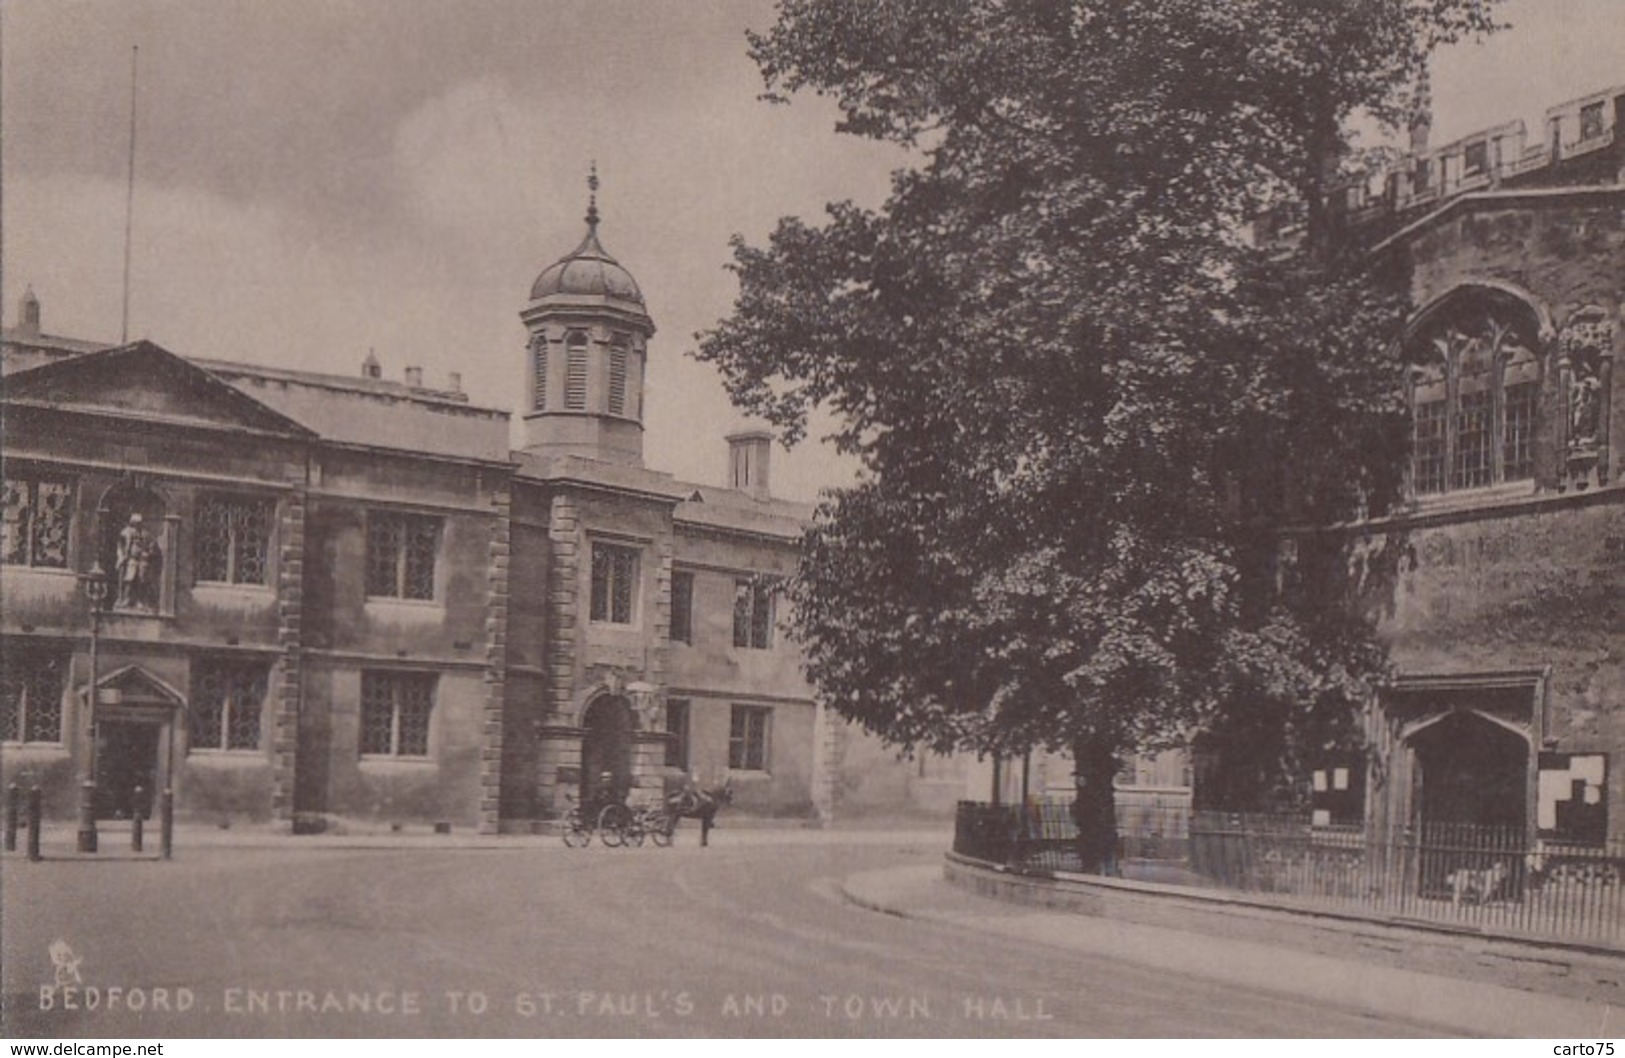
[1569,370,1602,444]
[115,512,163,610]
[1560,306,1613,448]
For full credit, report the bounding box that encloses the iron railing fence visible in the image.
[952,801,1623,946]
[1189,812,1622,946]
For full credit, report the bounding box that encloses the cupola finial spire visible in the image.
[586,161,600,230]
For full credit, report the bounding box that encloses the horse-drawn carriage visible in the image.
[560,777,732,848]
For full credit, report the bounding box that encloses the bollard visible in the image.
[131,786,145,852]
[26,786,43,861]
[159,788,174,860]
[4,783,19,852]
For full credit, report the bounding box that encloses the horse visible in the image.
[663,777,733,847]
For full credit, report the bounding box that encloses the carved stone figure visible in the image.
[115,513,162,610]
[1569,371,1602,444]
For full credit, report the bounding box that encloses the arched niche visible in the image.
[95,477,177,615]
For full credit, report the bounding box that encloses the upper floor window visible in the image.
[366,511,439,600]
[590,542,638,624]
[1,475,71,569]
[670,570,694,644]
[0,647,64,744]
[1579,101,1606,142]
[192,658,266,751]
[1461,140,1488,178]
[195,495,273,585]
[564,331,589,410]
[360,670,434,757]
[729,704,770,771]
[733,577,775,650]
[1409,306,1540,497]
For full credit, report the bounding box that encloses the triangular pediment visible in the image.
[4,340,315,439]
[85,664,187,709]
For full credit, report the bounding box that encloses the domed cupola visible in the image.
[529,222,645,307]
[520,165,656,466]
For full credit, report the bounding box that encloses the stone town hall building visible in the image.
[1224,83,1625,851]
[1,193,838,833]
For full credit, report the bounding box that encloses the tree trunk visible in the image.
[1071,734,1120,875]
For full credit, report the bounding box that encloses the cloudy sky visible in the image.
[3,0,1621,499]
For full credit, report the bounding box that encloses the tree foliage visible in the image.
[698,0,1500,861]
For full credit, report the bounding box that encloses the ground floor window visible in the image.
[191,658,268,751]
[361,671,435,757]
[665,698,690,770]
[728,704,769,771]
[0,647,64,743]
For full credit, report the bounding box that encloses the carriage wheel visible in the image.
[597,803,632,848]
[649,815,674,847]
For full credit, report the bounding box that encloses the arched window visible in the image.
[1406,293,1544,497]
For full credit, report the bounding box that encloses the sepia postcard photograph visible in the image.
[1,0,1621,1043]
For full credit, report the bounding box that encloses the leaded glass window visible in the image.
[1413,398,1447,495]
[0,649,64,743]
[590,542,637,624]
[360,671,434,757]
[1453,388,1493,489]
[1503,381,1538,482]
[1408,307,1543,498]
[195,495,273,585]
[2,476,71,569]
[365,512,439,600]
[192,659,266,751]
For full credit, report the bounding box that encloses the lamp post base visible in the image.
[77,780,98,854]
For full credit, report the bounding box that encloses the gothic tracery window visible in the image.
[1409,304,1541,497]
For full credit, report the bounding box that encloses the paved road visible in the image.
[2,835,1441,1037]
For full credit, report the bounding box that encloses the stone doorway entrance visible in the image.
[98,720,160,820]
[1407,707,1531,899]
[579,695,633,808]
[1411,709,1529,829]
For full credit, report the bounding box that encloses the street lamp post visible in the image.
[76,562,109,854]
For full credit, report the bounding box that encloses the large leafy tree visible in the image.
[698,0,1499,870]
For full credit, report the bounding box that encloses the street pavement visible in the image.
[840,864,1620,1038]
[0,824,1602,1038]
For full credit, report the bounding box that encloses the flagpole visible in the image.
[121,45,138,344]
